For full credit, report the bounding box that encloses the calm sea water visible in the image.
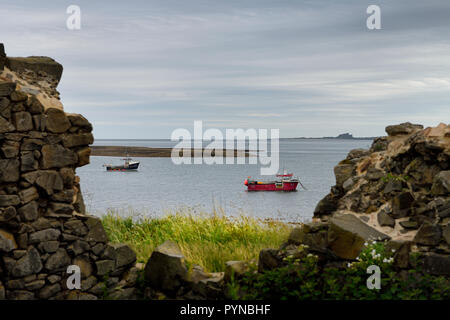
[77,139,372,222]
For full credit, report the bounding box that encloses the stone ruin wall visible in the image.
[0,44,139,300]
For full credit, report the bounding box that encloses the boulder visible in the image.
[12,111,33,132]
[73,255,93,279]
[45,248,71,272]
[0,228,17,252]
[377,210,395,228]
[45,108,70,133]
[413,223,442,246]
[41,144,77,169]
[18,186,39,204]
[0,195,20,206]
[29,228,61,244]
[328,214,389,260]
[85,216,108,243]
[111,243,136,268]
[66,113,92,131]
[385,122,423,136]
[391,192,414,218]
[11,247,42,277]
[334,163,354,187]
[314,193,339,217]
[0,81,16,97]
[144,240,188,293]
[6,56,63,84]
[0,158,20,182]
[18,201,39,221]
[95,260,115,276]
[258,248,281,272]
[62,133,94,148]
[224,261,249,282]
[0,116,15,133]
[431,171,450,196]
[0,206,17,222]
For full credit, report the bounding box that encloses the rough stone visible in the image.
[258,248,281,272]
[422,253,450,276]
[144,240,188,293]
[0,116,15,133]
[334,163,354,187]
[377,210,395,228]
[45,248,70,272]
[385,122,423,136]
[85,216,108,243]
[11,247,42,277]
[0,194,20,206]
[431,171,450,196]
[12,111,33,132]
[29,228,61,244]
[45,108,70,133]
[413,223,442,246]
[41,144,77,169]
[328,214,390,260]
[18,186,39,204]
[95,259,115,276]
[0,228,17,252]
[0,158,20,182]
[17,201,39,221]
[224,261,249,282]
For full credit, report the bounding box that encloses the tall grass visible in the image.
[101,209,291,272]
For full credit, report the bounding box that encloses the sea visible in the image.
[77,139,372,222]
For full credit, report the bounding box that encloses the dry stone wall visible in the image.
[0,44,138,300]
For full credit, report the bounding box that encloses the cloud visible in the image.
[1,0,449,138]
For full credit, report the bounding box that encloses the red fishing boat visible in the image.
[244,170,302,191]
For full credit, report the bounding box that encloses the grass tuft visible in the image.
[101,209,291,272]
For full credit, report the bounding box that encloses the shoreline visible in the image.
[90,145,254,157]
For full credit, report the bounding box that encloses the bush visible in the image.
[229,242,450,300]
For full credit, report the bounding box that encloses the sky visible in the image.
[1,0,449,138]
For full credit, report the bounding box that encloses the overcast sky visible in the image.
[1,0,449,138]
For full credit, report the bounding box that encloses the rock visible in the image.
[64,220,87,236]
[399,220,419,230]
[383,179,403,194]
[431,171,450,196]
[6,290,34,300]
[62,133,94,148]
[73,255,93,279]
[27,96,44,114]
[49,202,74,215]
[85,216,108,243]
[377,210,395,228]
[45,248,70,272]
[11,247,42,277]
[1,140,20,157]
[18,186,39,204]
[422,253,450,276]
[21,138,43,151]
[0,228,17,252]
[413,223,442,246]
[258,248,281,272]
[6,56,63,83]
[287,226,306,245]
[95,260,115,276]
[29,228,61,244]
[314,193,339,217]
[51,189,74,203]
[67,113,93,131]
[0,194,20,206]
[76,147,91,167]
[18,201,39,221]
[25,280,46,291]
[33,170,64,195]
[0,206,17,222]
[328,214,390,260]
[41,144,77,169]
[0,81,16,97]
[12,111,33,132]
[347,148,370,160]
[224,261,249,282]
[303,230,329,253]
[110,243,136,268]
[20,151,38,172]
[38,241,59,253]
[144,240,188,293]
[334,163,354,187]
[45,108,71,134]
[366,168,384,181]
[385,122,423,136]
[108,287,137,300]
[0,116,15,133]
[10,90,28,102]
[391,192,414,218]
[39,283,61,299]
[0,158,20,182]
[342,177,355,192]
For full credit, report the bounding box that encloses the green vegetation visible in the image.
[101,209,291,272]
[381,172,410,183]
[228,242,450,300]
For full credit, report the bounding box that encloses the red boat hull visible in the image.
[247,181,298,191]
